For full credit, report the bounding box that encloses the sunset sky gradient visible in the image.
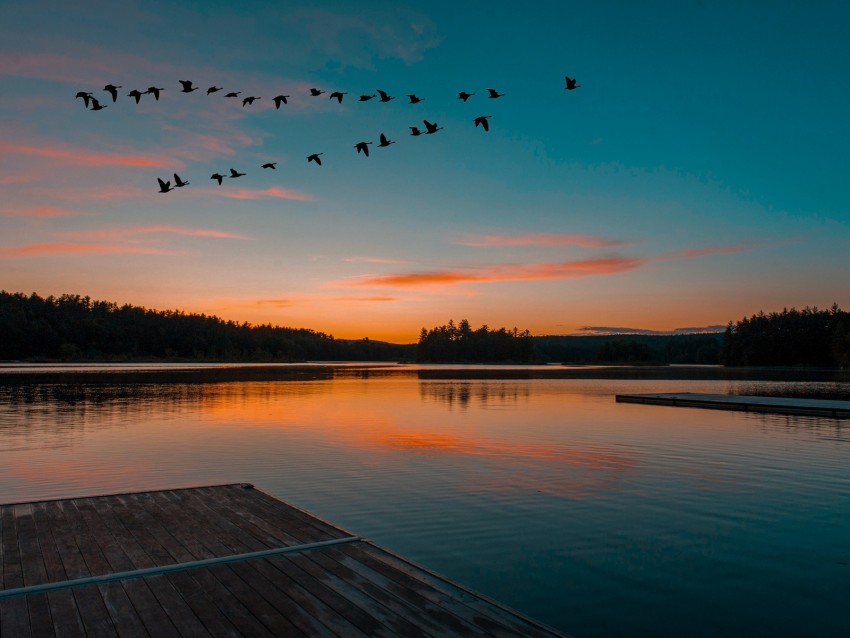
[2,0,849,342]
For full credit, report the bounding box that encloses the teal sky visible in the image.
[2,0,849,342]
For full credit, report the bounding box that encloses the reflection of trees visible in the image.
[418,381,530,409]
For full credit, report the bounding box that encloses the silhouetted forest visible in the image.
[416,320,534,363]
[0,292,412,362]
[721,305,850,367]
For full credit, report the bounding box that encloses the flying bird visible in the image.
[207,86,223,95]
[225,91,241,98]
[127,89,144,104]
[179,80,198,93]
[145,86,164,100]
[486,88,504,98]
[406,94,424,104]
[354,141,372,156]
[457,91,474,102]
[75,91,94,107]
[358,94,377,102]
[211,173,225,185]
[89,97,108,111]
[229,168,245,178]
[565,75,581,90]
[378,133,395,147]
[103,84,121,102]
[376,89,394,102]
[272,95,289,108]
[423,119,443,134]
[307,153,323,165]
[473,115,491,131]
[329,91,348,103]
[173,173,189,187]
[409,126,423,136]
[242,96,260,107]
[261,162,277,169]
[309,88,325,96]
[157,178,173,193]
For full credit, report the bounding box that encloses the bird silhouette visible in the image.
[103,84,121,102]
[242,96,260,107]
[179,80,198,93]
[145,86,164,100]
[75,91,94,107]
[307,153,323,165]
[378,133,395,147]
[409,126,423,136]
[329,91,348,103]
[173,173,189,187]
[355,141,372,156]
[406,94,424,104]
[358,94,377,102]
[225,92,241,98]
[565,75,581,90]
[457,91,474,102]
[210,173,225,185]
[157,178,173,193]
[127,89,144,104]
[309,88,325,96]
[207,86,223,95]
[89,97,108,111]
[272,95,289,108]
[376,89,394,102]
[473,115,491,131]
[261,162,277,169]
[423,119,443,134]
[229,168,245,178]
[486,88,504,98]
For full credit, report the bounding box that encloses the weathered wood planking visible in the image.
[616,392,850,418]
[1,484,567,637]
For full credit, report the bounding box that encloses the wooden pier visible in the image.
[616,392,850,418]
[0,484,565,637]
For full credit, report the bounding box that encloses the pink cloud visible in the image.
[455,233,636,249]
[58,225,251,241]
[0,243,184,257]
[0,205,89,218]
[0,140,175,169]
[216,186,314,202]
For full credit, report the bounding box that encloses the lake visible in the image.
[1,364,848,637]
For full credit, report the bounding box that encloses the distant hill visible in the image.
[531,333,723,364]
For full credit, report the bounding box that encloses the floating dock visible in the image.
[0,484,565,637]
[616,392,850,418]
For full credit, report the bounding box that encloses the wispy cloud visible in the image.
[58,225,251,241]
[0,243,184,258]
[576,325,727,336]
[455,233,636,249]
[663,241,754,259]
[0,140,174,169]
[343,257,644,288]
[256,294,398,307]
[216,186,314,202]
[344,256,410,264]
[0,205,89,218]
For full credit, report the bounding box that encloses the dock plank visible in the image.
[616,392,850,418]
[1,484,566,638]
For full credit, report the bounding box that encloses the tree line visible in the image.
[721,304,850,367]
[416,319,534,363]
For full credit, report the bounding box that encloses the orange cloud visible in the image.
[0,140,174,169]
[345,257,644,288]
[58,225,251,241]
[455,232,636,248]
[216,186,314,201]
[0,243,185,257]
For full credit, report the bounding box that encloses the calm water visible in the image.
[1,366,848,637]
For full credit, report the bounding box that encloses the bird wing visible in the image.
[380,133,388,144]
[482,119,489,131]
[157,178,168,190]
[376,89,388,99]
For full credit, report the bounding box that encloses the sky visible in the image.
[2,0,849,343]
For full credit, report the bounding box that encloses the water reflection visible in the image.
[418,380,530,409]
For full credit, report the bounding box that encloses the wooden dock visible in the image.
[616,392,850,418]
[0,484,565,637]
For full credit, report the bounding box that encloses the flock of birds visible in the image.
[75,76,582,193]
